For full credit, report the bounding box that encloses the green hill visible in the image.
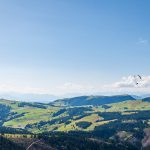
[51,95,135,106]
[143,97,150,102]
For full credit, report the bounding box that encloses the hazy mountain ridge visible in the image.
[0,93,59,103]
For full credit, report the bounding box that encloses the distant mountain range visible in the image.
[0,92,59,103]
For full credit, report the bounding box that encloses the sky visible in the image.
[0,0,150,97]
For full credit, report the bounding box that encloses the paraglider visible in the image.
[133,75,142,86]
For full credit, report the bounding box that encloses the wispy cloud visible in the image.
[0,82,95,96]
[138,38,148,45]
[56,82,94,94]
[0,76,150,97]
[56,77,150,95]
[0,84,49,94]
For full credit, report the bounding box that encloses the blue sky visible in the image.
[0,0,150,95]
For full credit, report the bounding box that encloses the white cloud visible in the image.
[104,75,150,94]
[112,75,150,88]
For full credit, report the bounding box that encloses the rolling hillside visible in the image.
[0,95,150,149]
[0,95,149,133]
